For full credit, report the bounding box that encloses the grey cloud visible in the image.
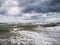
[0,0,5,14]
[19,0,60,13]
[0,0,4,7]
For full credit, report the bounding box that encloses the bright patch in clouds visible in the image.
[7,7,20,16]
[47,18,60,22]
[5,0,18,6]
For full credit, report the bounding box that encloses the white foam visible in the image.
[10,31,51,45]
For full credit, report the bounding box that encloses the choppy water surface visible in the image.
[0,26,60,45]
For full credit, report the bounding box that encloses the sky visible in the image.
[0,0,60,23]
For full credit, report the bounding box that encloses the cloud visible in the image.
[0,0,60,23]
[47,18,60,22]
[0,14,35,23]
[7,7,20,16]
[19,0,60,13]
[4,0,18,6]
[0,12,60,23]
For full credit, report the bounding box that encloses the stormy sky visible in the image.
[0,0,60,23]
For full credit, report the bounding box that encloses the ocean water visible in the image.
[0,26,60,45]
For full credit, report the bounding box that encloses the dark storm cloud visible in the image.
[0,0,6,15]
[0,0,3,7]
[19,0,60,13]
